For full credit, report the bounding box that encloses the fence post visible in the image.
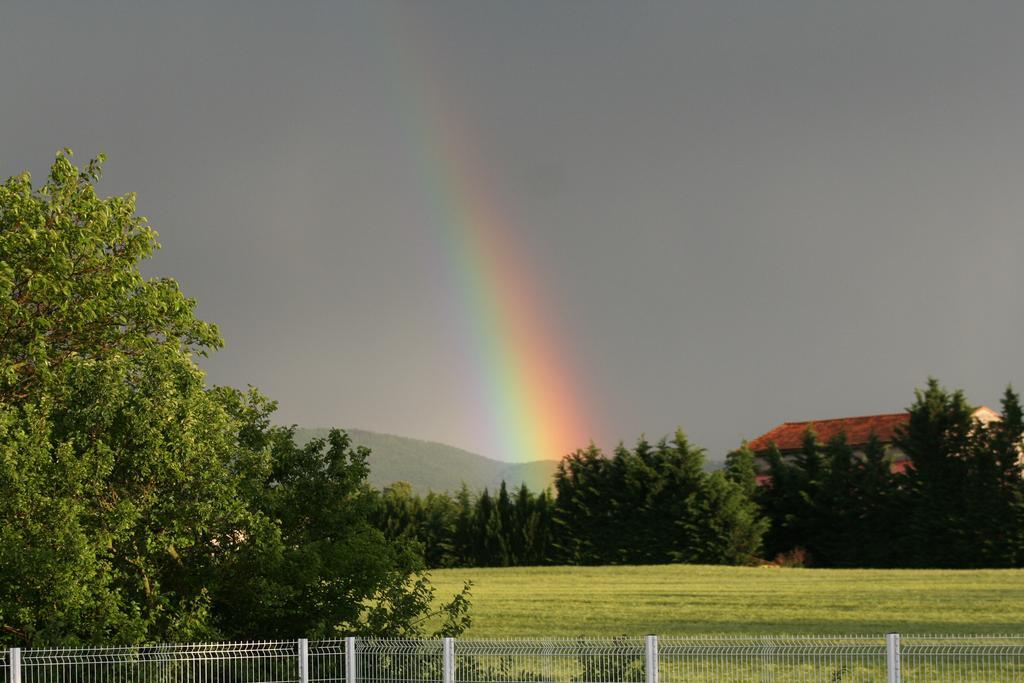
[298,638,309,683]
[9,647,21,683]
[345,637,357,683]
[885,633,901,683]
[443,637,455,683]
[9,648,21,683]
[645,635,659,683]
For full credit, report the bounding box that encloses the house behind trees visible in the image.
[748,407,1001,482]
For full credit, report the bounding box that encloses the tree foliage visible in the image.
[893,380,1024,567]
[553,431,766,565]
[368,379,1024,572]
[369,480,555,569]
[0,152,469,646]
[757,378,1024,568]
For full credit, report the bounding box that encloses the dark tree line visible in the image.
[369,430,767,568]
[373,381,1024,571]
[758,379,1024,568]
[369,481,556,568]
[553,430,765,565]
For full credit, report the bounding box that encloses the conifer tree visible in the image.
[452,484,475,566]
[962,387,1024,566]
[894,379,978,567]
[757,442,808,561]
[553,429,766,566]
[552,444,606,564]
[725,443,758,499]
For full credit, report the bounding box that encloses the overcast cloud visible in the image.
[3,0,1023,461]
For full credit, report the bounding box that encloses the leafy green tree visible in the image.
[0,152,220,404]
[212,420,470,639]
[0,152,469,645]
[0,151,243,644]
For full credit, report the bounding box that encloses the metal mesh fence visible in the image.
[660,635,886,682]
[309,640,347,683]
[357,639,445,683]
[5,634,1024,683]
[457,638,645,683]
[900,634,1024,682]
[19,641,299,683]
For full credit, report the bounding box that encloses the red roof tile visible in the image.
[747,412,909,453]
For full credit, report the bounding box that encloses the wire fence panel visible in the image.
[660,635,887,683]
[357,639,445,683]
[309,640,347,683]
[19,641,299,683]
[7,634,1024,683]
[900,634,1024,682]
[457,638,645,683]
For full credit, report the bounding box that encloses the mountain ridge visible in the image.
[292,427,560,494]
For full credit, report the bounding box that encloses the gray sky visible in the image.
[4,0,1024,462]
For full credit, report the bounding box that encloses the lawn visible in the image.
[427,564,1024,636]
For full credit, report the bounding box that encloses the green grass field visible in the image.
[428,564,1024,636]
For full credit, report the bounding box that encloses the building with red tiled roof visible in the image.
[748,406,1001,483]
[747,412,912,454]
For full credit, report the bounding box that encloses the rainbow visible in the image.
[383,9,591,463]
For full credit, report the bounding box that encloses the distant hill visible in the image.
[292,427,560,494]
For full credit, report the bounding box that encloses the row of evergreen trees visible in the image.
[368,430,764,567]
[368,482,556,568]
[369,380,1024,569]
[758,380,1024,568]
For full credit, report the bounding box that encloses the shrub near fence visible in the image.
[3,634,1024,683]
